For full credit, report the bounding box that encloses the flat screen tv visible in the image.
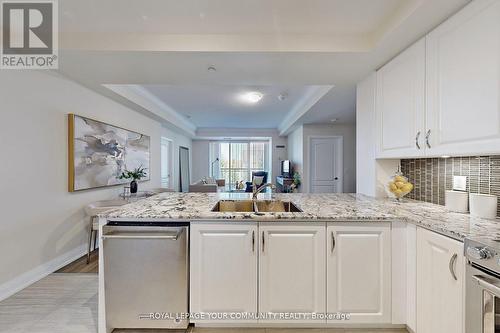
[281,160,291,178]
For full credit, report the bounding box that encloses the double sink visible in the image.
[212,199,302,213]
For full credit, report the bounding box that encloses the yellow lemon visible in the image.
[395,181,405,189]
[394,175,406,182]
[402,183,414,192]
[393,189,403,197]
[389,183,398,191]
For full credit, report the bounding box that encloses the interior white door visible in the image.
[425,0,500,156]
[259,224,326,323]
[416,227,464,333]
[376,38,426,158]
[327,223,391,324]
[310,137,342,193]
[190,223,258,323]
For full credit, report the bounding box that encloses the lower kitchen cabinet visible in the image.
[416,227,464,333]
[327,223,392,324]
[259,223,326,323]
[190,222,258,323]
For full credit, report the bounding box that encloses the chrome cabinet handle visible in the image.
[262,231,265,253]
[331,231,336,253]
[252,230,255,252]
[415,131,421,149]
[102,229,183,240]
[102,234,179,240]
[425,129,431,148]
[449,253,458,281]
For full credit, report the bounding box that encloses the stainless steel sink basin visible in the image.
[211,200,256,212]
[211,200,302,213]
[254,200,302,213]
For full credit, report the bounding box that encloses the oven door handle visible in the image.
[473,275,500,297]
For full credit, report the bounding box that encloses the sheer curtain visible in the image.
[210,141,270,190]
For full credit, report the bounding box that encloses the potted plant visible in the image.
[118,166,147,194]
[290,172,301,192]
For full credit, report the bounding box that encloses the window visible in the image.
[210,141,270,190]
[161,137,173,188]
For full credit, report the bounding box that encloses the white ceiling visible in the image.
[55,0,471,136]
[60,0,403,35]
[141,85,331,128]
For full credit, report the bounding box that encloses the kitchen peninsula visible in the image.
[98,192,500,333]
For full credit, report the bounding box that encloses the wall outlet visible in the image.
[453,176,467,191]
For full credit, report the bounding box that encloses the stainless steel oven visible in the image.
[465,238,500,333]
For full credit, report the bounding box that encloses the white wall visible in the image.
[302,124,357,193]
[356,73,377,196]
[0,70,191,299]
[192,140,210,181]
[193,128,287,184]
[162,127,193,191]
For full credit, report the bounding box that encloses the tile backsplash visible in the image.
[400,156,500,216]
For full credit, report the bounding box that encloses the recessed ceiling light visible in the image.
[240,91,263,103]
[278,92,288,101]
[207,66,217,72]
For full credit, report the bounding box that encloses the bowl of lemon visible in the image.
[386,172,414,200]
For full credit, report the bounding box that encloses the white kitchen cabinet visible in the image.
[327,223,391,324]
[376,38,426,158]
[259,223,326,323]
[416,227,464,333]
[425,0,500,157]
[190,223,258,323]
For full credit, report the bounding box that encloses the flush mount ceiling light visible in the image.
[278,92,288,101]
[240,91,263,104]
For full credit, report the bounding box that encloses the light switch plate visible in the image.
[453,176,467,191]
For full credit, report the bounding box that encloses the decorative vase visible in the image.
[130,180,138,193]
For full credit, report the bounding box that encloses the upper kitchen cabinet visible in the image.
[425,0,500,157]
[376,39,426,158]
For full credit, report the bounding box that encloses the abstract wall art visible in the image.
[68,114,150,191]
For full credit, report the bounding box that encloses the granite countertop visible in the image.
[102,192,500,242]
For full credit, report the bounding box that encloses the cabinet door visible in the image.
[376,38,426,158]
[327,223,391,324]
[259,224,325,323]
[417,227,464,333]
[426,0,500,156]
[190,223,258,323]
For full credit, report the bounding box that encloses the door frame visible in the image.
[307,135,343,193]
[179,146,190,192]
[161,137,174,190]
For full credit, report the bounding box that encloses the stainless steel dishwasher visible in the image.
[102,222,189,330]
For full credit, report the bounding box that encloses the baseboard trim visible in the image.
[0,243,88,301]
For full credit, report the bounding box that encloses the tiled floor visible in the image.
[0,274,407,333]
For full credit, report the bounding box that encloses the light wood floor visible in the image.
[56,250,98,273]
[0,274,407,333]
[0,273,97,332]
